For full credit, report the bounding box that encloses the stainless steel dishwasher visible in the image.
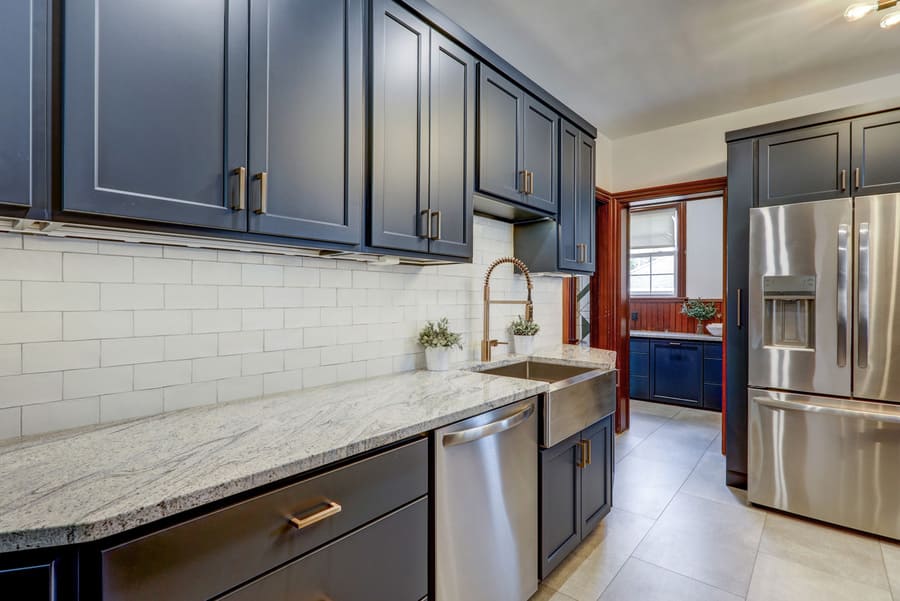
[434,397,538,601]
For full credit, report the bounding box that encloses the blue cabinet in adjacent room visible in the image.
[629,338,650,401]
[650,339,703,406]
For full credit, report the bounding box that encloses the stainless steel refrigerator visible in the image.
[748,193,900,540]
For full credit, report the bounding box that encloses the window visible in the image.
[629,204,682,297]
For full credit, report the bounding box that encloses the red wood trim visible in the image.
[562,277,578,344]
[614,177,728,204]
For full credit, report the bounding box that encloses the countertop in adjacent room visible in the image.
[630,330,723,343]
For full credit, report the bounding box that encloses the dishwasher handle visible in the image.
[442,403,535,447]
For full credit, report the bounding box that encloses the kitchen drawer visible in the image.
[703,343,722,359]
[630,375,650,401]
[630,352,649,377]
[101,438,427,601]
[629,338,649,353]
[221,497,428,601]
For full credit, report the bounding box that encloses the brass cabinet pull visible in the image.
[585,439,592,466]
[254,171,268,214]
[576,440,587,468]
[518,170,528,194]
[288,500,342,531]
[231,166,247,211]
[431,210,442,240]
[576,243,588,263]
[527,170,534,195]
[421,209,432,239]
[855,167,861,189]
[840,168,847,192]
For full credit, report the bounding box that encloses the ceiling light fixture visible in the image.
[844,0,900,26]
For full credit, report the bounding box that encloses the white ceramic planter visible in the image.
[425,347,451,371]
[513,335,535,355]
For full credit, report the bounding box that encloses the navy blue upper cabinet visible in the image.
[0,0,51,217]
[558,121,596,273]
[477,65,558,214]
[370,0,431,254]
[247,0,364,244]
[63,0,248,230]
[851,109,900,197]
[650,339,703,406]
[757,122,850,207]
[370,0,474,259]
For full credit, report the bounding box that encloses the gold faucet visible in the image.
[481,256,534,361]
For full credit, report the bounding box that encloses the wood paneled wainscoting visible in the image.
[629,298,723,334]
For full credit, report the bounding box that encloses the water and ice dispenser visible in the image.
[762,275,816,350]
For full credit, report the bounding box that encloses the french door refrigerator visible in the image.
[748,194,900,540]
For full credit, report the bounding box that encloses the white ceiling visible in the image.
[427,0,900,138]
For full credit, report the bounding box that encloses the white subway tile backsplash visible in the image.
[134,258,191,284]
[23,340,100,373]
[22,397,99,436]
[0,345,21,376]
[164,382,217,411]
[63,311,132,340]
[64,366,132,399]
[64,253,132,282]
[0,249,61,281]
[164,334,218,360]
[164,285,218,309]
[100,389,163,422]
[102,337,165,367]
[134,360,191,390]
[134,310,192,336]
[0,281,20,312]
[101,284,165,310]
[0,312,62,344]
[0,217,564,441]
[0,372,63,408]
[22,282,99,312]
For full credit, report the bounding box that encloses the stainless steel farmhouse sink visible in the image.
[477,361,616,447]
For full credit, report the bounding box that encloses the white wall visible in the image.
[595,131,613,190]
[0,217,561,441]
[685,198,723,299]
[609,73,900,191]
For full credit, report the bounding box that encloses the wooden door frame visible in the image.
[591,177,727,435]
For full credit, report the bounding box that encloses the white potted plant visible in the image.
[418,318,462,371]
[510,315,540,355]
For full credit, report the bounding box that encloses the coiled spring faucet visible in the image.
[481,256,534,361]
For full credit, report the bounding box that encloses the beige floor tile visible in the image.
[631,399,681,418]
[529,584,579,601]
[599,558,743,601]
[627,429,709,469]
[672,407,722,427]
[542,543,629,601]
[747,552,893,601]
[626,411,670,438]
[680,450,748,507]
[880,542,900,600]
[759,512,890,590]
[633,494,765,596]
[614,430,644,461]
[612,455,693,519]
[577,507,656,559]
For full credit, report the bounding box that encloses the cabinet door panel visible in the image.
[370,0,430,252]
[557,122,580,271]
[0,0,50,216]
[540,434,582,579]
[64,0,248,230]
[581,416,613,535]
[248,0,363,244]
[427,32,474,258]
[852,110,900,196]
[757,122,850,207]
[650,340,702,406]
[522,96,557,213]
[477,65,523,204]
[576,133,597,271]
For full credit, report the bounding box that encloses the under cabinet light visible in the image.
[844,1,878,21]
[881,8,900,26]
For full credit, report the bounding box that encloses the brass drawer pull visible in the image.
[576,440,588,468]
[518,170,528,194]
[231,166,247,211]
[288,500,342,531]
[840,168,847,192]
[431,210,442,240]
[585,439,592,466]
[254,171,268,215]
[421,209,432,239]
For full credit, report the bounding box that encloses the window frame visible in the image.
[628,201,686,299]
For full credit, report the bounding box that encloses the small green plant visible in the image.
[510,315,540,336]
[418,318,463,349]
[681,298,717,322]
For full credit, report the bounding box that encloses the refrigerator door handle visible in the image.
[753,395,900,425]
[836,224,849,368]
[858,222,870,369]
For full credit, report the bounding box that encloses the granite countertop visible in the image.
[0,344,614,553]
[630,330,722,343]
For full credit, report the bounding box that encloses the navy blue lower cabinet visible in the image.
[703,342,723,411]
[628,338,650,401]
[650,339,703,406]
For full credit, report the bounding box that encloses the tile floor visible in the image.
[531,400,899,601]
